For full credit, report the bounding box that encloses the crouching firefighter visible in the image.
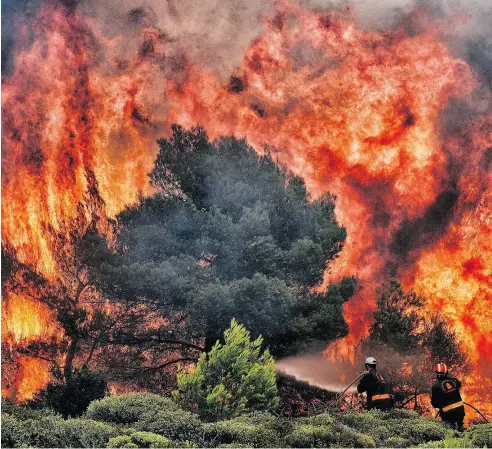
[357,357,393,410]
[431,363,465,431]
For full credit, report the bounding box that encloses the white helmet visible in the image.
[365,356,377,365]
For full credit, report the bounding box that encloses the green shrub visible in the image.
[1,399,59,421]
[135,409,203,443]
[284,425,334,448]
[217,444,253,448]
[386,408,421,420]
[1,413,20,448]
[331,423,376,448]
[340,411,381,432]
[174,319,279,421]
[107,435,138,448]
[87,392,178,424]
[13,416,70,448]
[408,420,447,443]
[417,441,444,448]
[468,423,492,448]
[128,431,170,448]
[305,413,334,427]
[64,418,119,447]
[169,440,200,448]
[32,369,107,418]
[383,436,412,447]
[204,418,280,447]
[370,425,393,443]
[232,411,294,436]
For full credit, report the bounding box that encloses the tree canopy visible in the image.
[82,125,354,384]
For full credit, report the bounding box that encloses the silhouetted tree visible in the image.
[82,125,355,385]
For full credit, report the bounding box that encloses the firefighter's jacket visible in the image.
[431,374,465,421]
[357,369,392,410]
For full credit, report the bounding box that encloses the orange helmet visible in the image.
[434,362,448,375]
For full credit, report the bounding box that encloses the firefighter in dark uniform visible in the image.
[431,363,465,431]
[357,356,393,410]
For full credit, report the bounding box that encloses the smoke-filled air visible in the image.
[1,0,491,446]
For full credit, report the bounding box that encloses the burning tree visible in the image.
[80,125,355,389]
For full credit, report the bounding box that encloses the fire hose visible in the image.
[402,396,489,423]
[462,402,489,422]
[338,380,489,423]
[336,372,365,405]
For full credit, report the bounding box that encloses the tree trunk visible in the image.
[64,337,79,381]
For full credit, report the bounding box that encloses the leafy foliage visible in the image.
[6,416,71,448]
[107,432,171,448]
[174,319,279,420]
[63,418,119,447]
[1,413,21,448]
[468,423,492,448]
[134,409,204,443]
[31,368,107,417]
[86,392,179,424]
[3,396,475,448]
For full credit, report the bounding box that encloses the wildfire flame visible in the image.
[2,0,490,410]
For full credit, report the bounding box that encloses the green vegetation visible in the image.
[31,368,107,417]
[174,319,278,420]
[5,398,490,448]
[86,392,179,424]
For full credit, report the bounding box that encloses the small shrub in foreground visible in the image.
[134,409,203,443]
[284,424,334,448]
[174,319,279,421]
[13,416,70,448]
[468,423,492,448]
[87,392,178,424]
[64,418,118,447]
[204,418,280,447]
[382,436,412,447]
[1,413,20,448]
[107,435,138,448]
[408,420,447,444]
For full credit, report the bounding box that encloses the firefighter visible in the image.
[357,356,393,410]
[431,363,465,431]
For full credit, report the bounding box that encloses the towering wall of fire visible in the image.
[2,0,491,404]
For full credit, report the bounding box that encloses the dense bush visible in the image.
[86,392,178,424]
[135,409,204,443]
[468,423,492,448]
[284,424,334,448]
[10,416,71,448]
[63,418,118,447]
[107,431,171,448]
[175,319,279,421]
[204,417,280,447]
[1,398,59,421]
[407,420,447,443]
[107,435,138,448]
[382,436,412,447]
[330,423,377,448]
[32,369,107,418]
[1,413,20,448]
